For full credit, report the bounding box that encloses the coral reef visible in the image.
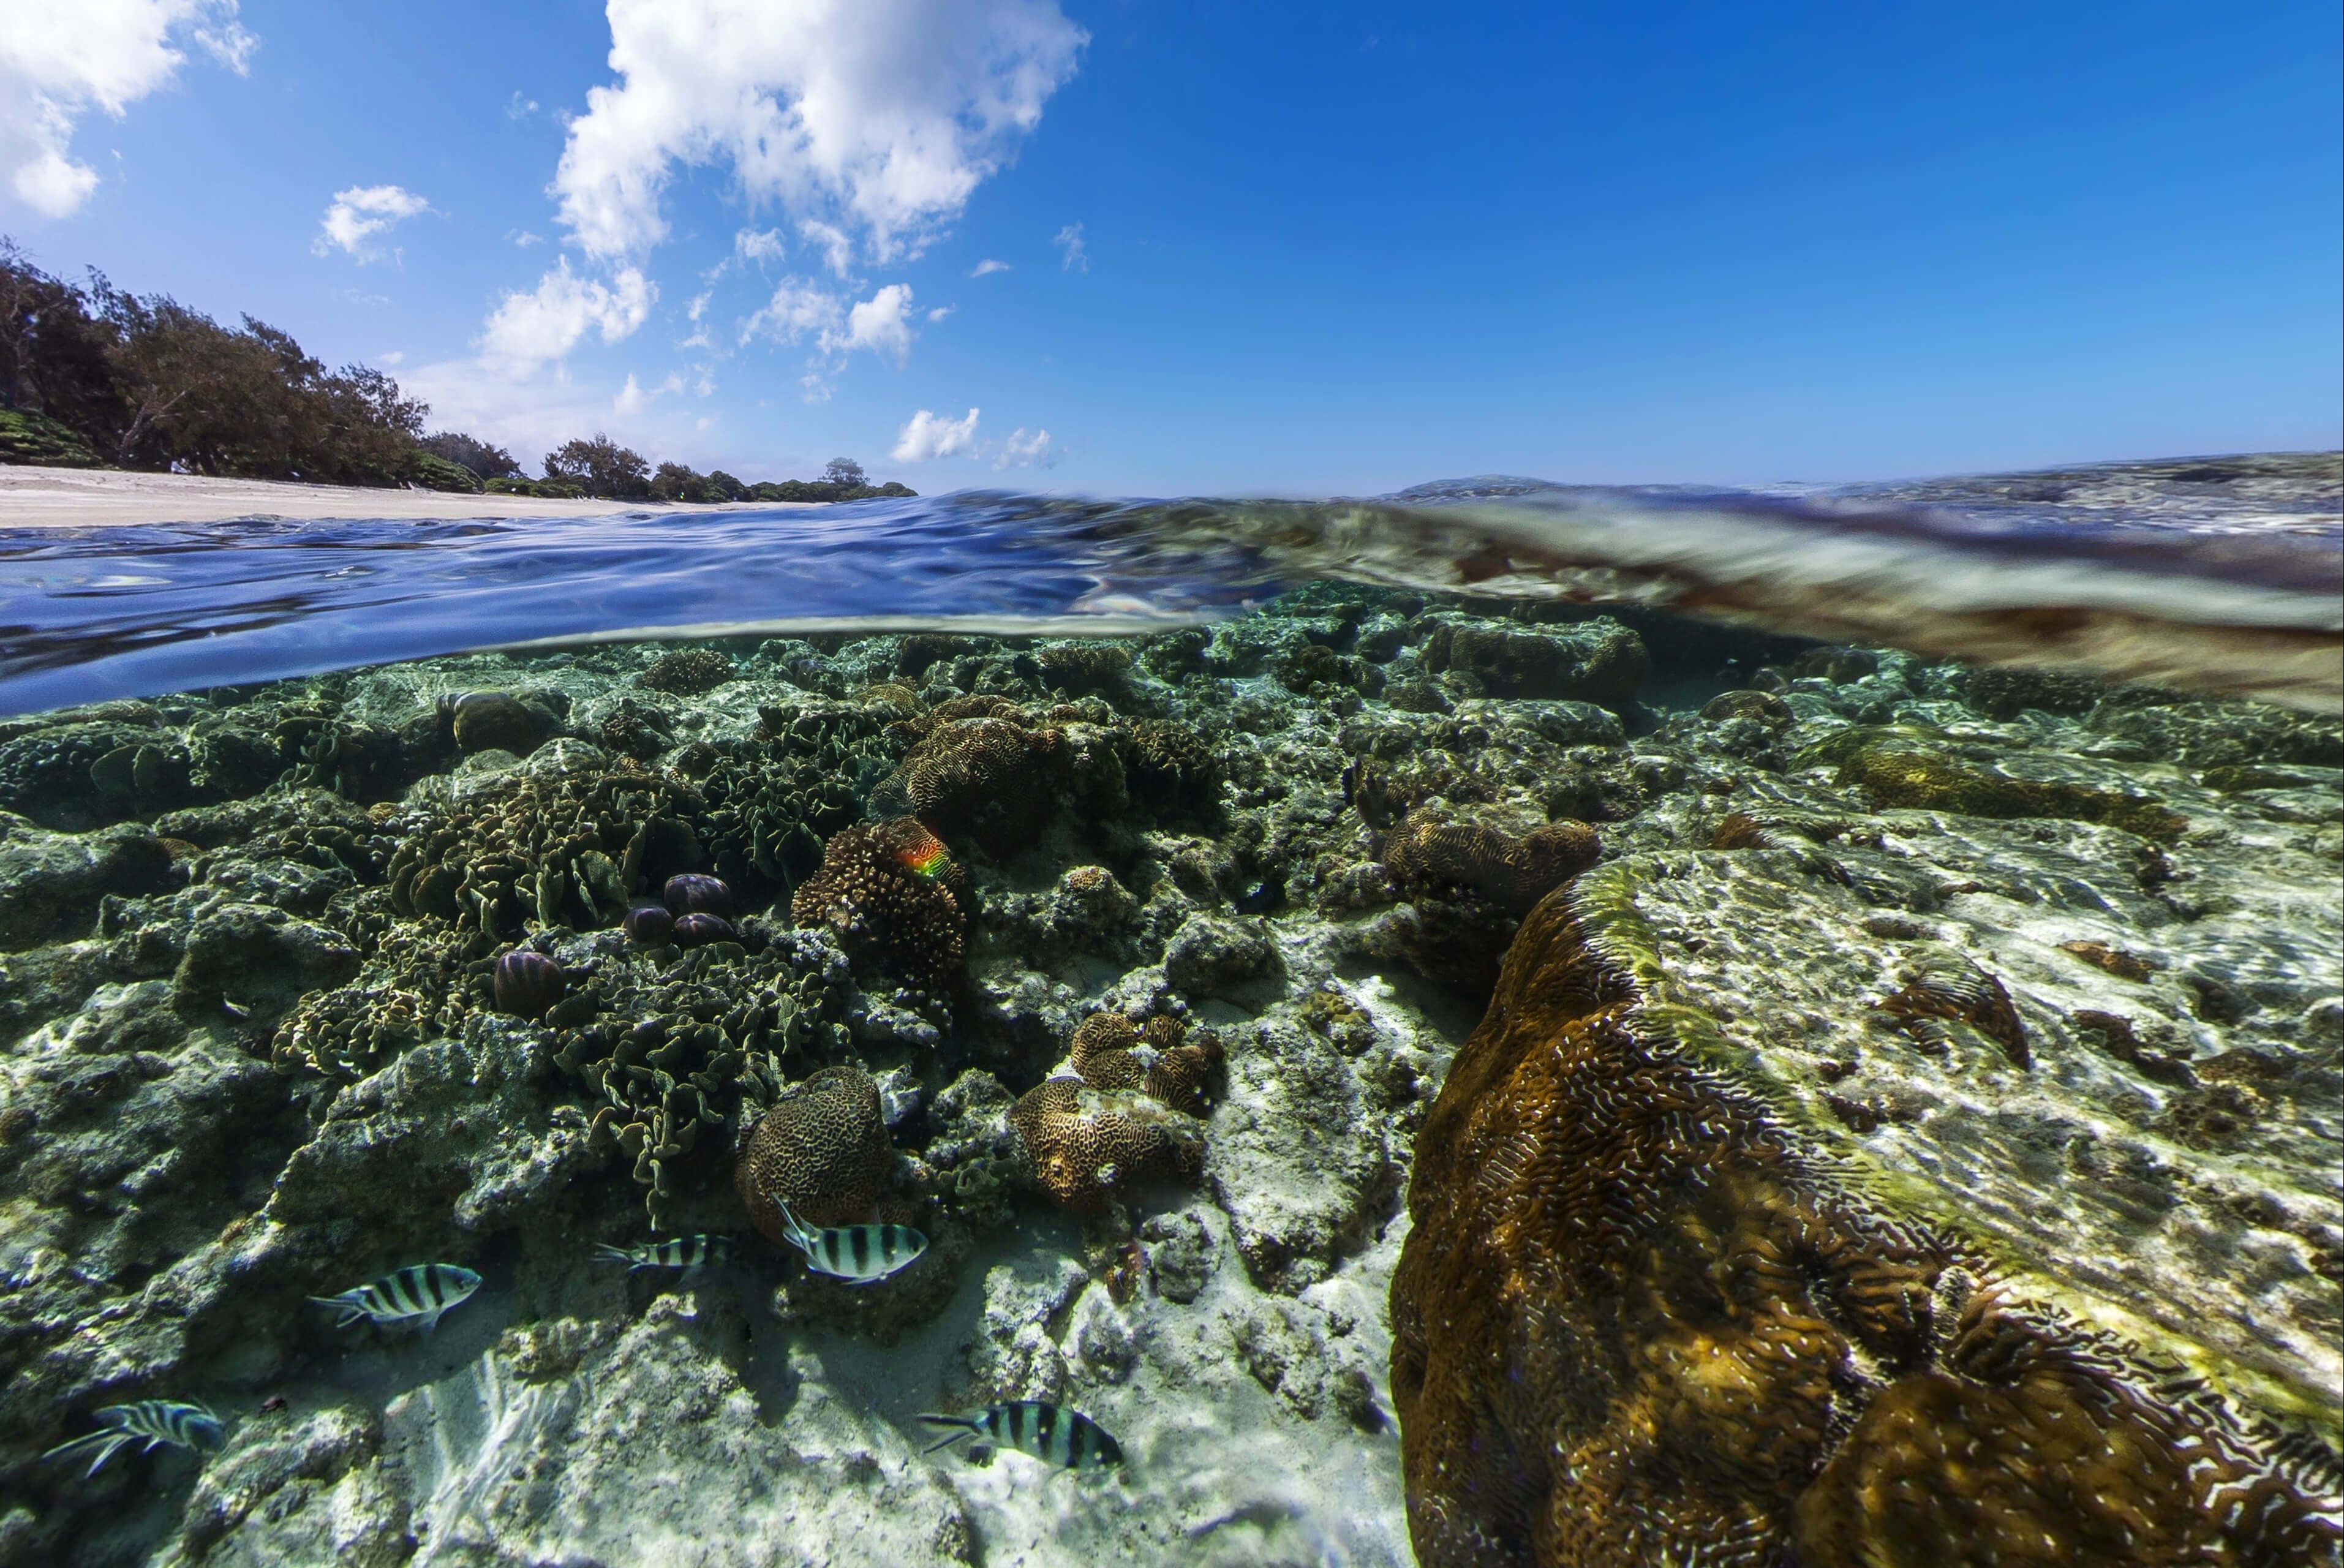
[1382,811,1600,915]
[734,1062,892,1237]
[1008,1014,1226,1216]
[636,647,736,696]
[1390,889,2337,1567]
[789,817,968,992]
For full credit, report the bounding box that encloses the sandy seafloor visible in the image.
[0,477,2338,1565]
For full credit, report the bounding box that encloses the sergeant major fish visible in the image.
[43,1401,225,1476]
[771,1199,927,1284]
[593,1234,736,1274]
[919,1401,1123,1472]
[311,1264,481,1332]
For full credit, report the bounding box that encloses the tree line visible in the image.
[0,240,911,504]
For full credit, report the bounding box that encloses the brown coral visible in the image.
[1009,1012,1223,1213]
[894,714,1063,854]
[1067,1013,1225,1117]
[734,1063,891,1238]
[1007,1079,1206,1216]
[788,817,967,989]
[1875,950,2031,1068]
[636,647,735,695]
[1122,718,1223,818]
[1699,689,1794,725]
[1389,893,2339,1568]
[1383,811,1600,916]
[1036,641,1131,693]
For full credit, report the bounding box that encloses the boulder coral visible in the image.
[733,1063,892,1238]
[1389,881,2340,1567]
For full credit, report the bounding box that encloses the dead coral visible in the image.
[734,1063,891,1238]
[1698,689,1794,725]
[1382,811,1600,916]
[1804,729,2190,843]
[1875,949,2032,1069]
[788,817,967,990]
[636,647,736,696]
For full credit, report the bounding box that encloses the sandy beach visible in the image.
[0,465,807,527]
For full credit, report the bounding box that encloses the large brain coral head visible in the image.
[734,1063,891,1237]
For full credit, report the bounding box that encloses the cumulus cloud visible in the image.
[969,258,1011,277]
[551,0,1085,267]
[480,257,655,377]
[1053,221,1085,271]
[0,0,255,216]
[314,184,430,261]
[832,283,917,362]
[993,426,1058,469]
[892,406,979,462]
[742,276,842,345]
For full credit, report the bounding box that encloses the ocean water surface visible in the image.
[0,453,2338,1567]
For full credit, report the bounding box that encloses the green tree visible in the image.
[544,433,652,499]
[421,430,521,479]
[822,456,866,488]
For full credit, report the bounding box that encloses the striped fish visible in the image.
[43,1401,225,1476]
[772,1199,927,1284]
[310,1264,481,1332]
[919,1401,1123,1472]
[593,1234,736,1274]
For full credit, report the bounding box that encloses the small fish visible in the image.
[593,1234,737,1274]
[310,1264,481,1332]
[919,1401,1123,1472]
[771,1199,927,1284]
[43,1401,225,1476]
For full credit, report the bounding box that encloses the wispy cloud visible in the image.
[1053,222,1086,271]
[314,184,431,262]
[994,426,1059,469]
[970,258,1011,277]
[893,407,981,461]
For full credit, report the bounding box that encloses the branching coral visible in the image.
[788,817,967,991]
[733,1063,891,1237]
[636,647,735,696]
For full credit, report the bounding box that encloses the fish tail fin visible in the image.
[591,1244,633,1265]
[40,1431,102,1463]
[917,1413,979,1455]
[85,1433,133,1477]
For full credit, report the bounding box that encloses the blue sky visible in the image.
[3,1,2337,494]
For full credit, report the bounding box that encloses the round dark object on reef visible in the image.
[621,903,676,945]
[492,950,566,1019]
[665,873,735,917]
[673,912,736,947]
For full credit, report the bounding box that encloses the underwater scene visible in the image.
[0,455,2339,1567]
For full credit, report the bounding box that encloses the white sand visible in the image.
[0,465,812,526]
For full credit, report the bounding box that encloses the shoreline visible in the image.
[0,465,815,527]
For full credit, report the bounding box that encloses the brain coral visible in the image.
[1875,949,2032,1069]
[734,1063,891,1237]
[788,817,967,991]
[886,711,1066,854]
[1383,812,1600,916]
[1009,1014,1221,1214]
[1388,882,2340,1567]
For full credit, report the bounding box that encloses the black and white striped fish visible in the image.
[593,1234,736,1274]
[310,1264,481,1332]
[43,1401,225,1476]
[772,1199,927,1284]
[919,1401,1123,1471]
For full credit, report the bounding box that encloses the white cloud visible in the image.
[925,305,952,322]
[797,218,855,277]
[742,276,842,346]
[828,282,917,363]
[506,89,538,120]
[377,350,404,366]
[550,0,1085,267]
[734,226,787,264]
[614,372,649,415]
[0,0,254,216]
[480,257,655,377]
[314,183,430,261]
[892,406,979,462]
[511,228,546,247]
[1053,221,1085,271]
[993,425,1057,469]
[970,258,1011,277]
